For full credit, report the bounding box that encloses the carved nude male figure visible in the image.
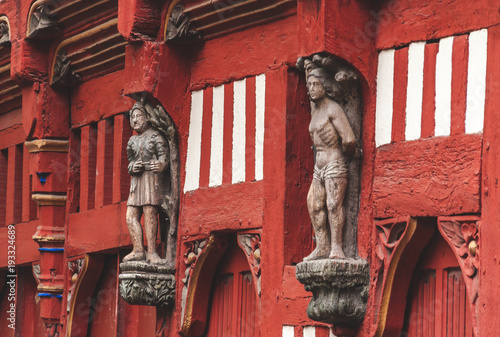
[304,67,355,261]
[123,102,169,265]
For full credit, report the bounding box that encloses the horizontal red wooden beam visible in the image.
[373,134,482,218]
[181,181,264,236]
[0,220,40,267]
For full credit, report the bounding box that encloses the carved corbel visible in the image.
[373,217,435,337]
[0,20,11,46]
[27,4,61,40]
[51,50,81,88]
[66,254,104,337]
[237,233,261,296]
[180,235,229,336]
[438,216,480,337]
[165,5,200,42]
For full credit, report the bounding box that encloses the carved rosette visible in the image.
[237,233,261,295]
[296,259,369,327]
[438,216,480,336]
[119,261,175,307]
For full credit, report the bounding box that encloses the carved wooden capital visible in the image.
[25,139,69,153]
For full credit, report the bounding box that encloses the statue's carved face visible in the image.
[130,109,149,133]
[307,76,326,102]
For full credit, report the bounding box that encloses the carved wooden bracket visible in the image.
[66,254,104,337]
[165,5,200,42]
[373,216,435,337]
[0,19,11,46]
[180,235,229,336]
[51,49,81,87]
[237,232,261,296]
[438,215,480,336]
[27,4,61,40]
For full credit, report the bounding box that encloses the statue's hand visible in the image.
[150,160,162,173]
[132,160,144,173]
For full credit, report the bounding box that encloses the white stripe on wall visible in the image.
[435,36,454,137]
[375,49,395,147]
[209,85,225,187]
[405,41,426,141]
[282,325,294,337]
[184,90,203,192]
[303,326,316,337]
[255,74,266,181]
[232,79,247,184]
[465,29,488,134]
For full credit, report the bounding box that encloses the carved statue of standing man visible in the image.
[302,63,356,261]
[123,99,174,265]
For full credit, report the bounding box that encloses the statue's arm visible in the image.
[154,135,169,173]
[330,104,356,155]
[127,138,140,175]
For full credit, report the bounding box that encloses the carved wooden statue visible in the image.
[122,98,179,267]
[299,56,357,261]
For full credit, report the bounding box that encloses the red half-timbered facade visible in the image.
[0,0,499,337]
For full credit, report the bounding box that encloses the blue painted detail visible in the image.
[38,248,64,252]
[37,293,62,299]
[37,172,51,185]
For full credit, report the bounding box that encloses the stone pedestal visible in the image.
[296,259,369,327]
[119,261,176,307]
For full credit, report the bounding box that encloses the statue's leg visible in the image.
[144,205,164,264]
[304,179,329,261]
[325,177,348,259]
[123,206,146,262]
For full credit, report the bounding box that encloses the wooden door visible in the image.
[402,233,473,337]
[205,241,260,337]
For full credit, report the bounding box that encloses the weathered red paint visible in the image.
[373,134,482,218]
[391,48,408,143]
[451,35,469,136]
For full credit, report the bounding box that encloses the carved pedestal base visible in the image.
[119,262,175,307]
[296,259,369,332]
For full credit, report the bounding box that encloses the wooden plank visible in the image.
[391,47,409,143]
[199,86,213,188]
[112,114,131,204]
[5,145,22,225]
[95,118,114,208]
[222,82,234,185]
[451,35,469,135]
[0,149,7,226]
[421,43,439,139]
[373,134,481,218]
[79,125,97,211]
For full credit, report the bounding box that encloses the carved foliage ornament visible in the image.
[237,233,261,296]
[438,216,480,337]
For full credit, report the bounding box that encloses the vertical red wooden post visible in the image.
[0,149,7,226]
[80,125,97,211]
[95,119,114,208]
[112,114,132,204]
[5,145,22,225]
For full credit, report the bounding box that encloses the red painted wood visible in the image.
[376,0,500,50]
[421,43,439,139]
[392,48,409,143]
[68,129,81,215]
[182,182,264,235]
[199,86,213,188]
[479,23,500,337]
[0,149,7,226]
[5,145,22,225]
[223,82,234,185]
[0,124,24,151]
[112,114,132,204]
[87,257,118,337]
[205,240,259,337]
[14,267,46,337]
[451,35,469,136]
[79,125,98,212]
[0,221,40,267]
[21,145,37,222]
[245,76,256,182]
[373,134,481,218]
[95,118,114,208]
